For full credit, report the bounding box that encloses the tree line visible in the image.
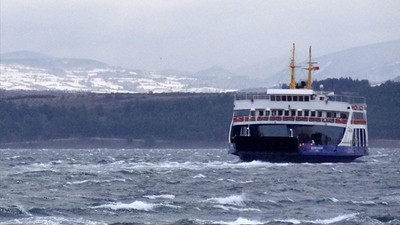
[0,78,399,146]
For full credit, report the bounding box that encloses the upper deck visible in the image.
[234,89,366,105]
[232,89,367,127]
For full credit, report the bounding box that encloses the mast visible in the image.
[305,46,319,89]
[289,43,297,89]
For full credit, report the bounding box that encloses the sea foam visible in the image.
[207,194,245,206]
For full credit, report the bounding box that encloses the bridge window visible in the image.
[287,96,292,101]
[305,96,309,101]
[276,96,281,101]
[282,96,287,101]
[271,96,275,101]
[234,109,250,116]
[293,96,298,101]
[352,112,364,119]
[299,96,304,101]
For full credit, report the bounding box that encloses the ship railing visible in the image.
[232,116,367,125]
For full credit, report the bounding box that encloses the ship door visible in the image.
[240,126,250,136]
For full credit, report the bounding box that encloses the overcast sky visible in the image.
[1,0,400,72]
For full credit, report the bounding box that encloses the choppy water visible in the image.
[0,147,399,225]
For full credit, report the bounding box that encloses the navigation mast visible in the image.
[305,46,319,89]
[289,43,297,89]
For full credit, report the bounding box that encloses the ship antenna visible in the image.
[304,46,319,89]
[289,43,297,89]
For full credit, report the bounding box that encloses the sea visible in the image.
[0,147,399,225]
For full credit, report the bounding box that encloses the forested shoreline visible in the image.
[0,78,399,148]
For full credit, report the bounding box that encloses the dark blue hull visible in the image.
[232,150,363,163]
[229,136,368,163]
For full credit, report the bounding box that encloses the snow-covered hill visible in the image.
[0,52,226,93]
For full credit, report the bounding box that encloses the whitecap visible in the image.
[91,200,156,211]
[274,213,358,224]
[214,205,261,212]
[207,194,245,206]
[193,173,206,178]
[0,216,107,225]
[144,194,175,200]
[351,200,375,205]
[328,197,339,202]
[197,217,264,225]
[91,200,179,211]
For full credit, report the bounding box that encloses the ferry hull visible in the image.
[230,136,368,163]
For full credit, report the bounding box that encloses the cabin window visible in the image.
[320,97,324,101]
[282,96,287,101]
[276,96,281,101]
[234,109,250,116]
[352,112,364,119]
[340,113,348,119]
[250,111,256,116]
[278,110,283,116]
[271,96,275,101]
[293,96,298,101]
[291,110,296,116]
[311,111,316,117]
[259,111,264,116]
[299,96,304,101]
[318,111,322,117]
[305,96,309,101]
[333,112,337,118]
[272,110,276,116]
[266,110,271,116]
[284,110,289,116]
[298,111,303,116]
[311,95,316,100]
[287,96,292,101]
[327,112,332,118]
[304,110,309,117]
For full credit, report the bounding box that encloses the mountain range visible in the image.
[1,40,399,93]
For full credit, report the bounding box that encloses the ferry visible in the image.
[228,44,368,162]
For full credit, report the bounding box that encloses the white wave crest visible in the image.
[91,200,179,211]
[214,205,261,212]
[196,217,264,225]
[144,194,175,200]
[193,173,206,178]
[275,213,358,224]
[92,200,156,211]
[0,216,107,225]
[207,194,245,206]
